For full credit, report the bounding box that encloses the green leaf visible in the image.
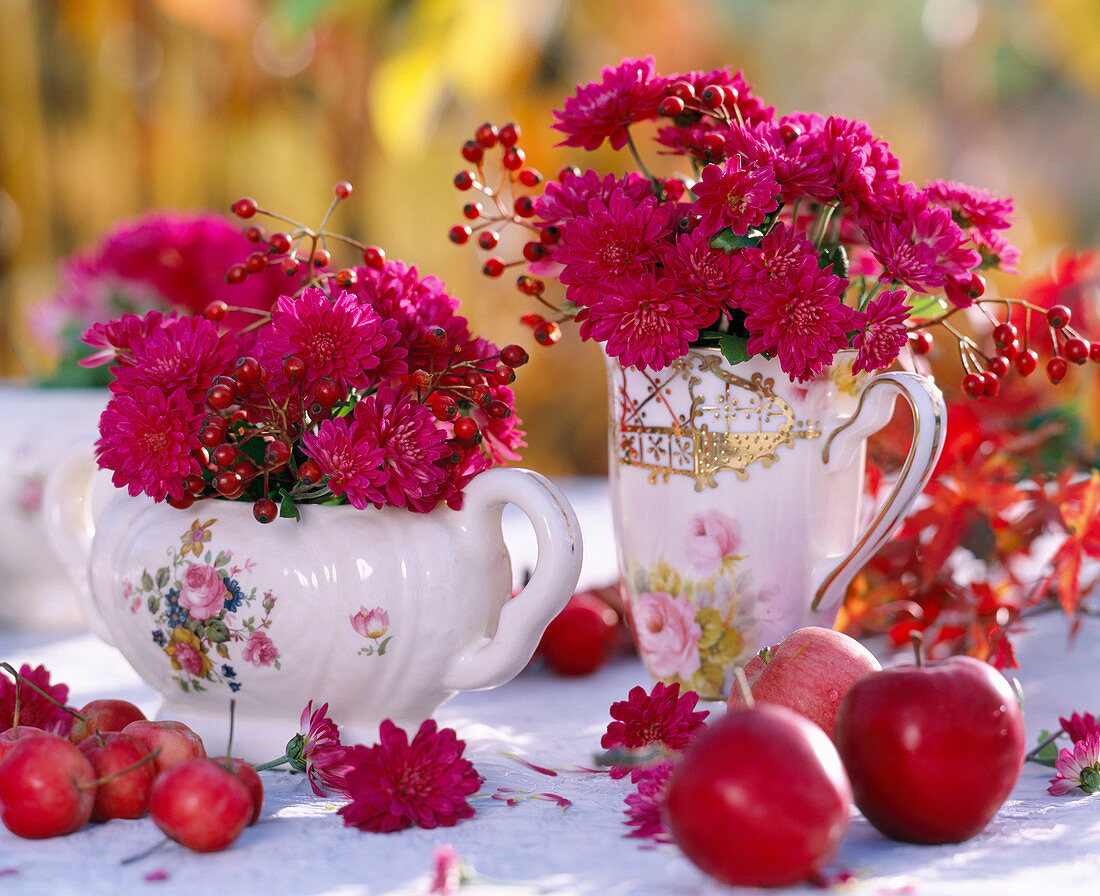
[141,571,154,591]
[147,596,159,614]
[377,636,392,656]
[907,292,949,321]
[820,244,849,279]
[216,642,230,659]
[205,619,230,643]
[279,492,301,521]
[709,227,763,252]
[213,551,231,569]
[717,333,750,366]
[155,567,170,589]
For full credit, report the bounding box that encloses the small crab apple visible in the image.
[78,731,157,821]
[0,735,97,838]
[121,719,206,774]
[149,758,253,852]
[69,699,147,745]
[538,591,621,676]
[0,725,48,761]
[213,756,264,825]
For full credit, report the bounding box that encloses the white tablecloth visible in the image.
[2,479,1099,896]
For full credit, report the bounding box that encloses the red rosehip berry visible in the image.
[492,363,515,385]
[779,122,802,144]
[474,122,498,148]
[477,231,499,251]
[1047,305,1072,329]
[235,357,261,384]
[1014,349,1038,376]
[482,258,505,278]
[498,122,520,147]
[453,170,475,190]
[244,252,267,273]
[231,197,257,218]
[961,372,984,399]
[253,498,279,524]
[486,399,511,419]
[1064,337,1089,364]
[522,241,546,262]
[334,180,353,199]
[516,274,544,295]
[659,96,686,117]
[981,371,1000,397]
[282,354,305,381]
[1047,356,1069,384]
[212,444,238,468]
[987,356,1011,378]
[668,80,695,101]
[312,249,330,269]
[461,140,483,164]
[518,168,542,187]
[997,340,1019,361]
[298,460,323,486]
[269,232,292,254]
[264,440,292,468]
[281,257,300,276]
[453,416,481,444]
[502,147,525,170]
[701,133,726,159]
[1091,343,1100,363]
[539,225,561,245]
[909,330,933,355]
[334,268,356,288]
[448,225,471,244]
[243,225,265,243]
[514,195,536,217]
[204,300,228,322]
[215,471,243,498]
[428,393,458,422]
[701,85,725,108]
[313,379,339,408]
[500,344,529,368]
[462,202,482,221]
[992,322,1018,349]
[533,321,562,346]
[207,384,235,410]
[362,246,386,269]
[519,312,545,329]
[225,264,247,285]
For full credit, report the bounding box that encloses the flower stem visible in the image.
[1025,729,1063,763]
[625,128,662,197]
[252,753,291,772]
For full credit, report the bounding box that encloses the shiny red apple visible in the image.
[727,626,881,739]
[538,591,621,676]
[122,719,207,773]
[833,654,1026,844]
[665,704,852,888]
[78,731,156,821]
[69,699,146,745]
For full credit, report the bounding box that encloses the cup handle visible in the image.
[441,467,582,692]
[42,435,117,645]
[810,372,945,616]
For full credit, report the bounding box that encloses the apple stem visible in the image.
[81,746,164,790]
[909,631,925,668]
[222,699,237,769]
[733,666,755,709]
[121,835,171,866]
[0,662,87,722]
[11,674,19,732]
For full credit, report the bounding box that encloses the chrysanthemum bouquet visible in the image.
[451,56,1093,392]
[83,184,527,522]
[29,211,290,387]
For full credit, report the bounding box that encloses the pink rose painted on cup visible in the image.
[351,606,390,640]
[684,510,741,575]
[242,629,278,667]
[174,642,205,677]
[630,591,702,681]
[178,563,228,619]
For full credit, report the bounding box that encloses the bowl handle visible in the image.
[42,436,117,645]
[442,468,583,692]
[810,371,945,618]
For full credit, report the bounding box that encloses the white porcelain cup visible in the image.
[607,350,944,699]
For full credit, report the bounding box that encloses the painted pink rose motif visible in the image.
[631,591,702,681]
[178,563,227,619]
[242,629,278,667]
[684,509,741,574]
[174,642,205,677]
[351,606,390,639]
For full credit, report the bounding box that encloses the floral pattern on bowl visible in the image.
[125,517,281,694]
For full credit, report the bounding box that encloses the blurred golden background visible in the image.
[2,0,1099,476]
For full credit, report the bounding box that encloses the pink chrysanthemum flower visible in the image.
[286,701,355,797]
[623,759,675,842]
[744,255,855,383]
[80,310,174,368]
[1061,711,1100,744]
[300,413,385,510]
[552,56,666,152]
[601,681,709,781]
[578,274,708,371]
[109,314,234,405]
[554,187,669,299]
[865,182,981,294]
[96,385,204,501]
[735,222,819,297]
[353,386,451,512]
[690,157,781,237]
[925,179,1014,239]
[851,289,911,375]
[261,287,398,395]
[535,170,655,229]
[660,228,752,314]
[338,719,481,833]
[1048,732,1100,796]
[428,845,466,896]
[0,663,73,736]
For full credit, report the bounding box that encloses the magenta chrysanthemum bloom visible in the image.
[300,413,385,510]
[690,157,780,237]
[925,179,1014,239]
[851,288,911,375]
[554,188,669,298]
[337,719,481,833]
[865,182,981,294]
[96,385,204,501]
[1048,732,1100,796]
[353,386,451,512]
[735,222,819,298]
[660,228,751,314]
[260,287,398,395]
[552,56,666,151]
[109,313,234,404]
[623,759,674,842]
[1061,711,1100,744]
[286,701,355,797]
[80,310,174,368]
[601,681,709,781]
[578,274,708,371]
[1,663,73,736]
[744,255,855,383]
[535,170,655,229]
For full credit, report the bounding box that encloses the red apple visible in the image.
[0,726,48,761]
[149,758,252,852]
[665,704,852,888]
[122,719,207,773]
[833,654,1026,844]
[538,591,621,676]
[213,756,264,824]
[78,731,156,821]
[69,699,147,745]
[0,735,97,838]
[727,626,881,739]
